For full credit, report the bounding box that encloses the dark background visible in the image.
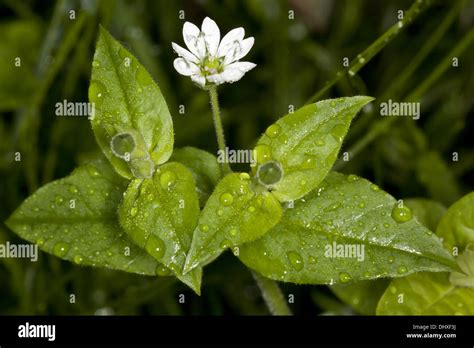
[0,0,473,315]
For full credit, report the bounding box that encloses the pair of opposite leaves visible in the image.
[6,28,457,295]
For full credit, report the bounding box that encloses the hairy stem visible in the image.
[252,271,292,316]
[208,86,231,174]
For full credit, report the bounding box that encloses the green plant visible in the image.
[4,9,473,316]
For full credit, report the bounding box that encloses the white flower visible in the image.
[172,17,256,87]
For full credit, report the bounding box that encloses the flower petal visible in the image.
[227,61,257,73]
[207,61,255,85]
[173,58,200,76]
[201,17,220,57]
[217,27,245,57]
[191,74,206,87]
[171,42,199,64]
[183,21,206,58]
[223,37,255,64]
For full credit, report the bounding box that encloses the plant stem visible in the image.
[306,0,434,104]
[252,271,292,316]
[208,86,231,174]
[332,26,474,170]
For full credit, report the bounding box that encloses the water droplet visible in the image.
[53,242,69,257]
[287,251,304,271]
[74,255,84,264]
[265,124,281,138]
[220,239,232,249]
[229,228,238,237]
[92,60,100,68]
[147,193,154,201]
[145,235,166,260]
[300,180,307,186]
[388,256,394,263]
[155,264,171,276]
[308,256,317,264]
[247,206,256,213]
[391,205,413,223]
[36,238,45,246]
[55,196,64,204]
[383,223,390,228]
[347,174,359,182]
[217,209,224,217]
[257,160,283,187]
[397,265,407,274]
[330,124,346,142]
[219,192,234,206]
[358,202,366,208]
[316,139,325,146]
[69,185,78,194]
[199,224,209,232]
[159,170,177,190]
[88,189,95,195]
[239,172,250,180]
[87,165,101,178]
[130,207,138,217]
[339,272,352,283]
[89,81,106,108]
[254,144,272,164]
[370,184,380,192]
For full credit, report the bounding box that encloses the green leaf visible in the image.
[239,172,457,285]
[170,147,222,206]
[449,247,474,288]
[436,192,474,252]
[376,272,474,315]
[5,158,162,276]
[89,26,173,179]
[252,96,373,202]
[118,162,202,292]
[416,151,461,206]
[330,279,389,315]
[184,173,282,273]
[404,198,446,231]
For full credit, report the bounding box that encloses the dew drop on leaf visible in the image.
[53,242,70,257]
[339,272,352,283]
[69,185,78,194]
[219,192,234,206]
[159,170,177,190]
[199,224,209,232]
[220,239,232,249]
[145,235,166,260]
[89,81,106,108]
[265,124,281,138]
[73,255,84,264]
[130,207,138,217]
[155,264,171,276]
[287,251,304,271]
[248,206,256,213]
[397,265,408,274]
[391,205,413,223]
[347,174,359,182]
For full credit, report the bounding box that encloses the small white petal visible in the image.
[223,37,255,64]
[217,27,245,57]
[227,61,256,73]
[191,74,206,87]
[201,17,220,56]
[173,58,199,76]
[207,63,253,85]
[182,21,206,58]
[171,42,199,64]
